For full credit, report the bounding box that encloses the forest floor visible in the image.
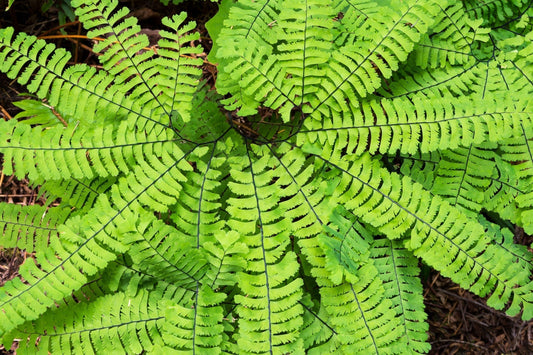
[0,1,532,354]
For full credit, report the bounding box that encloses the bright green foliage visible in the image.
[0,0,532,354]
[0,203,70,252]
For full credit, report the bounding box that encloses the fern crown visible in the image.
[0,0,532,353]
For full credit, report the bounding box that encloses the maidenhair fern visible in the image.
[0,0,532,353]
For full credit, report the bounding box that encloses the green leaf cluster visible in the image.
[0,0,532,353]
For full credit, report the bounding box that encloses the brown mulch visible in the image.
[426,272,533,354]
[0,1,533,354]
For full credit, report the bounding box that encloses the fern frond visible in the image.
[414,1,489,69]
[74,0,154,82]
[500,134,533,233]
[463,0,530,26]
[319,265,402,354]
[319,206,371,285]
[432,143,498,214]
[75,1,203,123]
[170,142,227,248]
[5,291,167,354]
[298,93,531,156]
[0,119,179,181]
[203,230,249,288]
[126,211,209,290]
[0,203,70,253]
[157,14,205,123]
[310,150,533,318]
[227,145,305,354]
[0,30,116,126]
[397,151,440,190]
[0,13,202,132]
[215,0,436,121]
[39,177,117,212]
[478,216,533,272]
[0,196,131,336]
[370,237,430,354]
[163,285,228,353]
[298,207,402,354]
[307,214,403,353]
[315,0,436,104]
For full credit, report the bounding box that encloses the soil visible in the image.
[0,1,532,354]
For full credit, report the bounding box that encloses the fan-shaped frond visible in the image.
[0,0,532,353]
[298,207,402,354]
[0,30,130,126]
[414,1,489,69]
[74,1,203,125]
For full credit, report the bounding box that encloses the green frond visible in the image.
[330,0,387,45]
[397,151,440,191]
[319,206,371,285]
[75,1,203,124]
[413,1,489,69]
[432,143,498,214]
[126,211,209,289]
[408,210,533,319]
[309,150,533,318]
[39,177,117,212]
[203,230,249,288]
[0,8,202,131]
[318,265,402,354]
[108,140,192,213]
[0,0,532,353]
[0,203,70,252]
[478,216,533,272]
[158,14,205,123]
[74,0,154,80]
[227,145,305,354]
[0,28,71,97]
[371,237,430,354]
[319,0,436,101]
[170,142,227,248]
[0,30,113,126]
[0,118,179,181]
[297,93,531,156]
[101,259,195,303]
[215,0,437,121]
[499,134,533,233]
[309,227,403,353]
[5,291,167,354]
[299,207,402,354]
[163,285,228,353]
[0,195,131,336]
[463,0,530,26]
